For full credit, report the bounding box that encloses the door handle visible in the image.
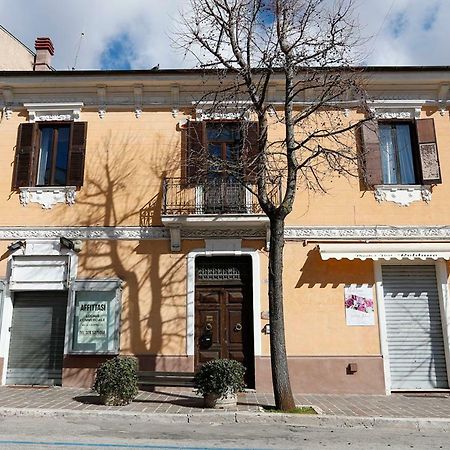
[234,323,242,331]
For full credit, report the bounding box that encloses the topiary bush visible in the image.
[93,356,138,406]
[194,358,246,398]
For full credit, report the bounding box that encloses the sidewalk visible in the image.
[0,386,449,429]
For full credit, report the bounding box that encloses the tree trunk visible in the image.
[268,216,295,410]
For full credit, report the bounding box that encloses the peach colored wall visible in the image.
[0,110,182,227]
[285,108,450,226]
[76,239,202,355]
[259,242,380,356]
[1,107,449,228]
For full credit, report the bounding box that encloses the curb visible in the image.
[0,407,449,431]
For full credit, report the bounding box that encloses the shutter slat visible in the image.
[415,118,442,184]
[67,122,87,187]
[360,120,383,186]
[243,121,259,182]
[12,123,36,188]
[186,120,205,183]
[6,292,67,386]
[382,265,448,390]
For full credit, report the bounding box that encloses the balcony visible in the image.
[161,178,279,250]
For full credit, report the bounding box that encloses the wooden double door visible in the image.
[195,257,254,387]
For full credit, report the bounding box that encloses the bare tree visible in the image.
[177,0,368,410]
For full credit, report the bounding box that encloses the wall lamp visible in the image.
[60,237,82,253]
[8,240,25,252]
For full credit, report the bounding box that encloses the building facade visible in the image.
[0,25,35,71]
[0,61,449,394]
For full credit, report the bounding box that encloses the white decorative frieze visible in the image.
[24,102,83,122]
[374,185,432,207]
[19,186,77,209]
[368,100,425,120]
[1,225,450,242]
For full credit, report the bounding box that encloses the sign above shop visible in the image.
[319,243,450,261]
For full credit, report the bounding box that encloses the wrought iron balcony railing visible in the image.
[162,177,281,216]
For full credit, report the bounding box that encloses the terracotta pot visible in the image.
[204,392,237,408]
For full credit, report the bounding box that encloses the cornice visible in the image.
[284,226,450,241]
[0,225,450,242]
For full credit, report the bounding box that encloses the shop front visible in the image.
[0,239,121,387]
[319,242,450,393]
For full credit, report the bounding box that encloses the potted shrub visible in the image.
[93,356,138,406]
[194,359,246,408]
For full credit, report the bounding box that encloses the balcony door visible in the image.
[204,122,246,214]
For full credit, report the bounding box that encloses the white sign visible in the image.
[345,285,375,326]
[77,301,108,344]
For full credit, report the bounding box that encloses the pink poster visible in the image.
[344,285,375,326]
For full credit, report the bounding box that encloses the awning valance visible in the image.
[318,243,450,261]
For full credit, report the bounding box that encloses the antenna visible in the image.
[72,32,85,70]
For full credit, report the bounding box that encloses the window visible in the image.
[206,122,242,178]
[361,118,441,187]
[70,280,121,354]
[379,122,416,184]
[12,121,87,188]
[184,120,258,213]
[37,124,70,186]
[186,120,259,183]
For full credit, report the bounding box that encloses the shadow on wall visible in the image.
[65,129,190,385]
[296,248,374,288]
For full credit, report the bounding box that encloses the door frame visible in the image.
[186,248,261,360]
[374,259,450,394]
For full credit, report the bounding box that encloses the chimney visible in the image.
[33,37,54,71]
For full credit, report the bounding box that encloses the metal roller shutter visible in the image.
[6,292,67,386]
[383,265,448,390]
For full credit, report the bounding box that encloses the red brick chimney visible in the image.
[33,37,54,71]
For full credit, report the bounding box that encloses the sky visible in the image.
[0,0,448,70]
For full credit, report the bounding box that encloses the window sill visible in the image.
[374,185,431,207]
[19,186,77,209]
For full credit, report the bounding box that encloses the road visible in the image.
[0,415,448,449]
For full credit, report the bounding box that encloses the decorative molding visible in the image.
[0,226,169,240]
[97,86,106,119]
[182,228,266,239]
[2,225,450,242]
[194,101,252,121]
[284,226,450,241]
[24,102,83,122]
[134,85,143,118]
[374,185,432,206]
[169,227,181,252]
[370,108,421,120]
[369,100,425,120]
[2,87,13,103]
[19,186,77,209]
[171,84,179,118]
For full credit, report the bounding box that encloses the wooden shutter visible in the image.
[415,118,441,184]
[360,120,383,186]
[243,121,259,182]
[67,122,87,187]
[186,120,205,182]
[12,123,37,188]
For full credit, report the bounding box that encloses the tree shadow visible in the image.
[296,248,373,288]
[64,129,190,386]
